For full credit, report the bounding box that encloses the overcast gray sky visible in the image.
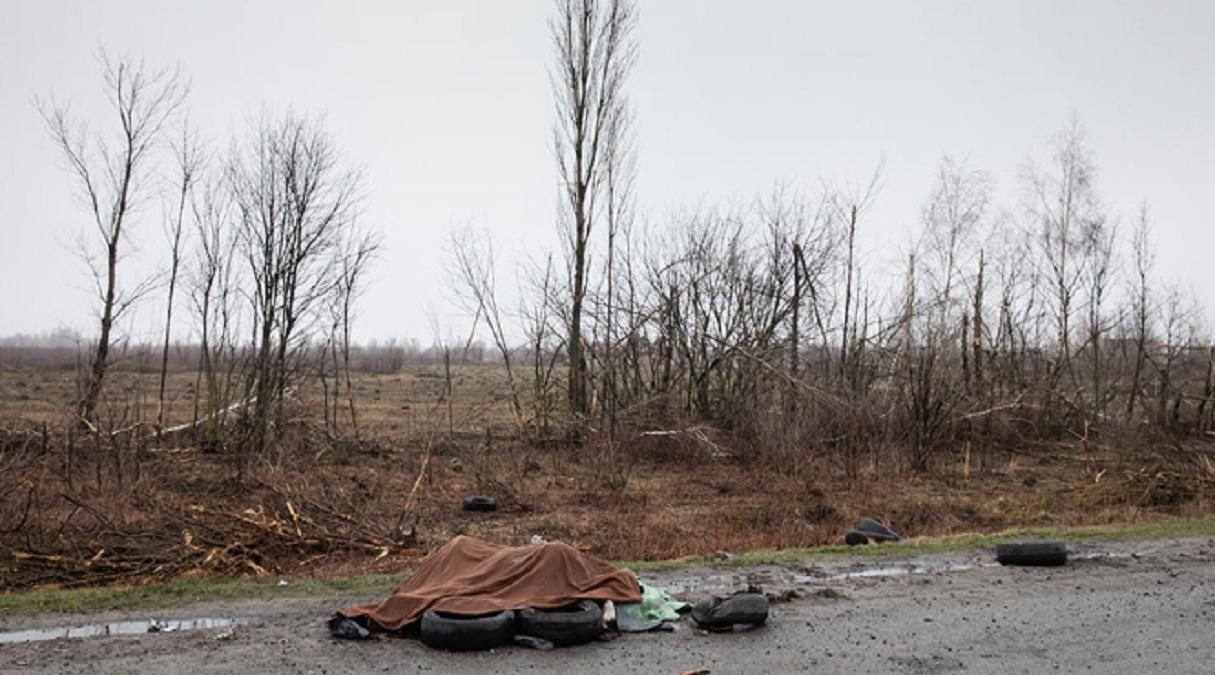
[2,0,1213,344]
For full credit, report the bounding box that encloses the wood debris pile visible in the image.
[2,488,414,590]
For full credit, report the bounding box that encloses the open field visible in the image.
[0,362,516,433]
[3,363,1215,592]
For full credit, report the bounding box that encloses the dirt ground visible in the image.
[2,535,1214,674]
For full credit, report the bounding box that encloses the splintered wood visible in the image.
[3,489,414,589]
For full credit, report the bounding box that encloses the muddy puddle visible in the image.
[0,617,251,645]
[657,560,996,595]
[654,545,1140,596]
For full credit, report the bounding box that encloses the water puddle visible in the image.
[674,560,1002,594]
[0,617,250,645]
[1071,550,1136,561]
[823,560,998,581]
[655,545,1143,598]
[664,574,746,596]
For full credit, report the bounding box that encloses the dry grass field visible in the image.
[1,362,1212,590]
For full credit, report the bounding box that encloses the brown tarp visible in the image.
[339,535,642,630]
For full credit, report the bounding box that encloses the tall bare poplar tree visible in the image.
[39,52,187,425]
[550,0,637,416]
[157,122,204,434]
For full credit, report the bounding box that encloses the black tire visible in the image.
[418,609,515,651]
[516,600,604,646]
[995,540,1068,567]
[844,529,870,546]
[690,593,769,628]
[856,517,901,541]
[462,495,498,512]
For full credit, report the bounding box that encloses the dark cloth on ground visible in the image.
[338,535,642,631]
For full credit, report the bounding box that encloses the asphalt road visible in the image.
[2,536,1214,674]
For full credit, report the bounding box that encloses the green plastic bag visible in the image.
[617,581,688,624]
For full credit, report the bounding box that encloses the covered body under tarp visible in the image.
[338,535,642,631]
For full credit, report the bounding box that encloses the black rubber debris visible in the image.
[327,616,371,640]
[856,517,901,541]
[995,540,1068,566]
[690,593,769,629]
[844,530,871,546]
[462,495,498,512]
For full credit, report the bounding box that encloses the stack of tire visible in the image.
[419,600,604,651]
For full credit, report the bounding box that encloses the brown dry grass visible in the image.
[1,364,1213,589]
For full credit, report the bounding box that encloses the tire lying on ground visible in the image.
[844,530,871,546]
[516,600,604,646]
[995,540,1068,566]
[418,609,515,650]
[462,495,498,512]
[690,593,770,629]
[856,517,901,541]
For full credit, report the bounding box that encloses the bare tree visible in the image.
[156,121,204,435]
[1125,204,1155,421]
[972,249,986,392]
[229,112,360,459]
[334,227,381,442]
[550,0,638,416]
[919,157,990,332]
[521,255,564,438]
[38,52,188,425]
[896,159,990,472]
[1080,217,1118,415]
[839,204,858,382]
[1024,117,1105,385]
[448,226,526,433]
[1155,286,1199,426]
[827,167,882,385]
[989,217,1037,395]
[600,94,636,438]
[189,172,238,447]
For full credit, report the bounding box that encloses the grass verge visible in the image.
[622,514,1215,572]
[0,574,402,617]
[4,515,1214,617]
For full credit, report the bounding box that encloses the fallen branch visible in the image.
[958,393,1026,421]
[161,394,259,435]
[639,426,732,456]
[395,436,434,533]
